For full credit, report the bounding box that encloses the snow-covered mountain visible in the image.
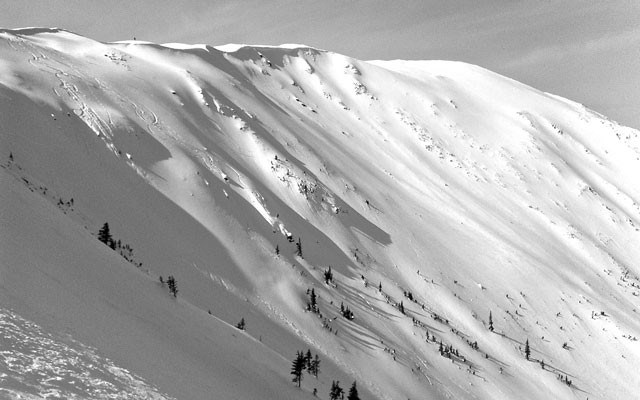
[1,28,639,400]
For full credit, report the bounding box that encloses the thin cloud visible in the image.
[504,28,640,69]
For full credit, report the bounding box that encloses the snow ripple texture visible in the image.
[0,308,174,400]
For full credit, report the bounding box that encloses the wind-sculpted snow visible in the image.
[1,28,639,400]
[0,308,173,400]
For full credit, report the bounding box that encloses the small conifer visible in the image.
[347,381,360,400]
[296,237,303,258]
[489,311,494,332]
[324,267,333,284]
[98,222,114,249]
[310,288,317,312]
[167,275,178,297]
[310,354,320,378]
[305,349,313,372]
[330,381,343,400]
[291,351,305,387]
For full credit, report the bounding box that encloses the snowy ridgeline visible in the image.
[0,28,639,400]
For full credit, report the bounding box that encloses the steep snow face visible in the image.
[1,28,639,400]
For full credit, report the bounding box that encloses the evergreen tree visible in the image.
[347,381,360,400]
[524,339,531,360]
[236,317,245,330]
[167,275,178,297]
[324,267,333,284]
[305,349,313,372]
[291,351,306,387]
[489,311,494,332]
[399,301,405,314]
[275,244,280,256]
[310,354,320,378]
[296,237,303,258]
[98,222,114,249]
[378,282,382,292]
[310,288,317,312]
[330,381,343,400]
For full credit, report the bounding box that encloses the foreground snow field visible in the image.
[1,28,639,399]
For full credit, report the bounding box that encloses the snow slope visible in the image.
[1,28,639,399]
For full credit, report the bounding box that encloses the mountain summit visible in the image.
[1,28,639,399]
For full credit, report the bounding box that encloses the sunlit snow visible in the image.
[1,27,639,400]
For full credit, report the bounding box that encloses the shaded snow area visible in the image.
[1,28,639,399]
[0,308,172,399]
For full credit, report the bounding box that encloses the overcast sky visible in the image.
[2,0,638,129]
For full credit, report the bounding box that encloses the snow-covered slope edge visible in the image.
[1,28,639,399]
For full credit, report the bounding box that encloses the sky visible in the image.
[1,0,638,129]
